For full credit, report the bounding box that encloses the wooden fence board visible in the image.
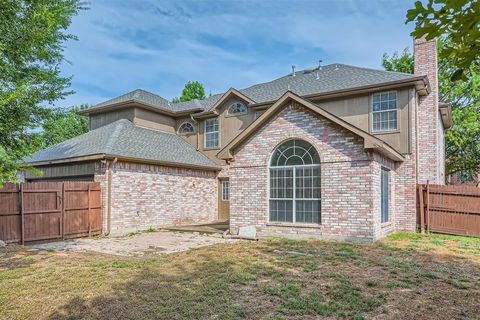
[0,182,102,244]
[418,184,480,237]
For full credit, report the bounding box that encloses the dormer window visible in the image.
[228,102,247,115]
[178,122,195,134]
[372,91,397,132]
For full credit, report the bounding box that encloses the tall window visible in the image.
[381,168,389,223]
[222,181,230,201]
[178,122,195,134]
[372,91,397,132]
[269,139,321,224]
[204,118,219,148]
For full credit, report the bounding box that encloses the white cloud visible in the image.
[57,0,415,108]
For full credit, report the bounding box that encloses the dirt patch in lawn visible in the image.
[18,229,237,257]
[0,233,479,320]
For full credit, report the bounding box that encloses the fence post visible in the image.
[88,183,91,237]
[426,180,430,234]
[418,185,425,234]
[20,183,24,245]
[61,183,65,240]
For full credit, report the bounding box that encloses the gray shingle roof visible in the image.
[88,64,417,114]
[88,89,201,114]
[25,119,219,169]
[172,64,417,112]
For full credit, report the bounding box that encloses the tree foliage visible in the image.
[382,48,414,74]
[41,105,89,148]
[406,0,480,80]
[382,42,480,176]
[0,0,84,183]
[172,81,206,103]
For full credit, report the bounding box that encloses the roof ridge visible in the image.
[334,63,414,76]
[104,119,129,154]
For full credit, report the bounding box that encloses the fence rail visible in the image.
[418,183,480,237]
[0,182,102,244]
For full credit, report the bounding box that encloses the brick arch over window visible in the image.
[269,139,321,224]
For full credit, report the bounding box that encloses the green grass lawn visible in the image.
[0,233,479,320]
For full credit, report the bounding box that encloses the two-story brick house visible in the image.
[26,38,451,241]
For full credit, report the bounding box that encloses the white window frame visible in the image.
[381,167,390,223]
[221,180,230,201]
[268,140,321,225]
[177,121,195,135]
[228,102,247,115]
[372,91,398,132]
[204,117,219,149]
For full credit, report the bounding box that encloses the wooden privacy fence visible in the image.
[0,182,102,244]
[418,183,480,237]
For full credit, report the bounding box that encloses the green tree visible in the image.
[406,0,480,80]
[382,42,480,177]
[0,0,84,184]
[382,48,414,74]
[41,105,89,148]
[172,81,206,103]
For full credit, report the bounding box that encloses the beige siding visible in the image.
[133,108,176,133]
[313,88,412,154]
[197,97,256,164]
[89,108,135,130]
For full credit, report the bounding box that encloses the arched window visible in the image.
[228,102,247,115]
[269,139,321,224]
[178,122,195,134]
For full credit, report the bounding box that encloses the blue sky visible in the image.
[59,0,417,108]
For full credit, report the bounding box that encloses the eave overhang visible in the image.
[25,154,221,171]
[78,100,203,118]
[439,103,453,129]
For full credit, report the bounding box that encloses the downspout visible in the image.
[414,90,419,184]
[104,157,117,236]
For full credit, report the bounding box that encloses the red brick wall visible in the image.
[95,161,218,235]
[414,37,444,184]
[228,102,410,242]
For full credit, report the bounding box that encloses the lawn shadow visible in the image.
[47,253,247,320]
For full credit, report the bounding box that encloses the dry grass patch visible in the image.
[0,233,479,320]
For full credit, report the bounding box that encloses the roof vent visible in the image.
[316,71,320,80]
[318,59,323,70]
[291,65,296,77]
[334,64,339,71]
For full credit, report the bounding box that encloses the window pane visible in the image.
[296,200,321,223]
[372,91,397,132]
[381,169,389,223]
[270,139,320,167]
[269,200,293,222]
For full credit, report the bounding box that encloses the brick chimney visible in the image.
[414,37,444,184]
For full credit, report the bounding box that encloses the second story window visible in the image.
[228,102,247,115]
[372,91,397,132]
[178,122,195,134]
[204,118,219,148]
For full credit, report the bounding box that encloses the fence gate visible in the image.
[418,183,480,237]
[0,182,102,244]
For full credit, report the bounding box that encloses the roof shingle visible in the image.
[25,119,219,169]
[87,64,417,114]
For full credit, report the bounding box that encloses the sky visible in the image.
[58,0,417,108]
